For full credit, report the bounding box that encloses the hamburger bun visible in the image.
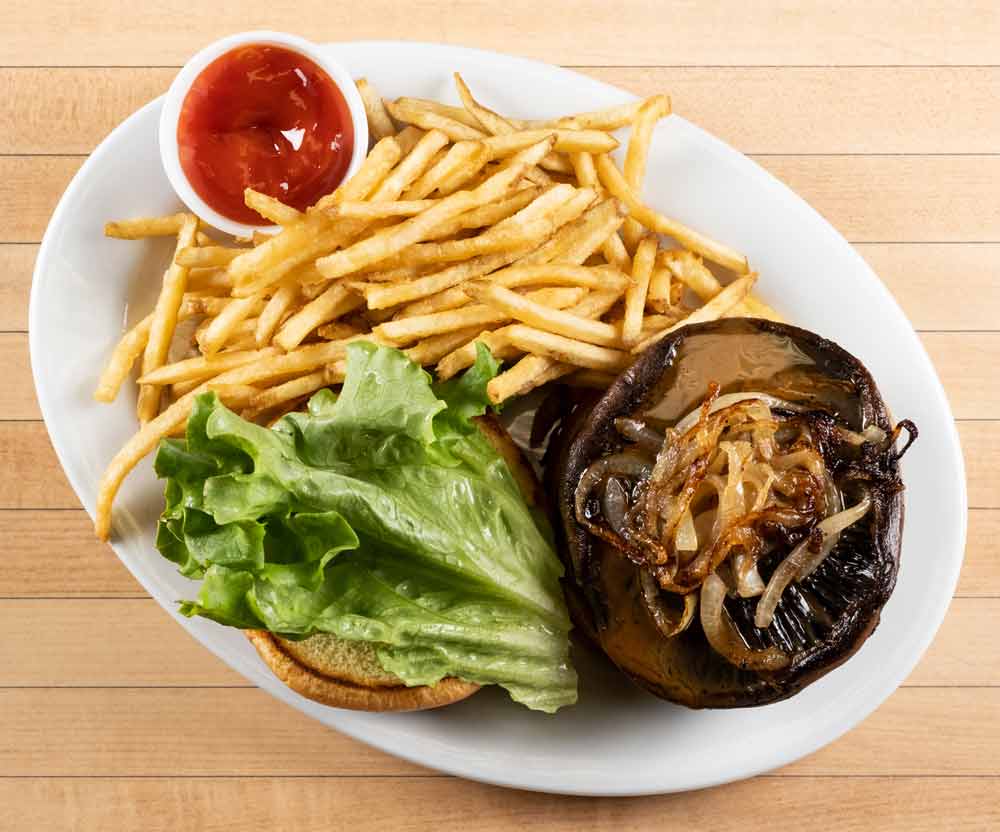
[247,412,541,711]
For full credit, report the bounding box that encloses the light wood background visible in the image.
[4,2,999,828]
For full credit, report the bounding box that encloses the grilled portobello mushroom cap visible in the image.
[549,318,915,708]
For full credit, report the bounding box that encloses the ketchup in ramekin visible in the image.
[176,44,356,226]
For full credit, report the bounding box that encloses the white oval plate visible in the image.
[30,42,966,796]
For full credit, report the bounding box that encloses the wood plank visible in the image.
[959,422,1000,509]
[2,597,993,688]
[4,1,1000,67]
[9,155,1000,244]
[857,243,1000,332]
[1,506,995,598]
[10,242,1000,333]
[1,421,995,512]
[0,510,142,597]
[0,331,988,423]
[587,67,1000,155]
[7,776,999,832]
[7,66,1000,156]
[0,687,996,776]
[0,246,34,331]
[922,333,1000,420]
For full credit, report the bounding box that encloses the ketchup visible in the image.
[177,45,355,225]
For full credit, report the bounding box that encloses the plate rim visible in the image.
[28,39,968,796]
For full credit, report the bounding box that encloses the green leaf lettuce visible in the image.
[153,342,576,712]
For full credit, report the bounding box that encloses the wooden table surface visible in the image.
[5,2,999,828]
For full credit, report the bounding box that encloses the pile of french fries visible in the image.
[92,74,780,540]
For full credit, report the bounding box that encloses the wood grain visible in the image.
[7,66,1000,156]
[9,242,1000,333]
[6,777,999,832]
[4,1,1000,67]
[0,687,996,776]
[9,155,1000,244]
[2,597,993,688]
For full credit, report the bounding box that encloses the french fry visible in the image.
[464,282,621,347]
[396,286,480,318]
[488,263,629,292]
[94,381,258,539]
[186,268,234,294]
[390,97,485,129]
[544,100,646,131]
[244,189,302,225]
[334,199,440,220]
[369,129,450,201]
[647,251,674,313]
[273,284,366,351]
[93,313,154,403]
[403,327,486,366]
[316,321,362,341]
[661,249,778,319]
[453,73,515,135]
[504,325,632,372]
[375,286,585,344]
[485,355,574,404]
[315,137,555,280]
[255,283,299,347]
[196,294,265,355]
[631,274,758,353]
[364,251,520,310]
[621,95,672,251]
[433,145,493,196]
[136,214,199,421]
[594,153,749,274]
[246,368,340,418]
[175,246,243,268]
[356,78,396,140]
[403,141,486,200]
[386,98,487,141]
[313,135,403,212]
[138,348,279,386]
[533,198,626,266]
[622,236,658,347]
[393,125,425,155]
[104,213,192,239]
[739,294,785,322]
[435,327,522,381]
[483,129,618,158]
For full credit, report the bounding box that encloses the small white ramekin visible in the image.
[158,31,369,237]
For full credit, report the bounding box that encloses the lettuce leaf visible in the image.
[153,342,576,712]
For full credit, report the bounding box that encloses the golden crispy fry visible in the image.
[433,146,493,196]
[186,268,233,294]
[175,246,243,269]
[464,282,622,347]
[316,321,362,341]
[567,288,626,320]
[136,214,199,421]
[334,199,440,220]
[621,95,672,251]
[488,263,629,292]
[535,198,626,266]
[364,251,519,310]
[196,294,265,355]
[504,325,632,372]
[739,294,785,322]
[661,249,776,319]
[94,381,257,540]
[647,251,674,313]
[403,141,487,200]
[543,99,646,131]
[359,263,427,283]
[396,286,479,318]
[632,274,758,353]
[375,286,586,344]
[356,78,396,140]
[594,153,749,274]
[453,73,516,136]
[386,98,487,141]
[274,284,366,351]
[93,313,154,403]
[369,129,450,201]
[485,355,574,404]
[315,137,555,280]
[104,212,193,239]
[391,97,485,129]
[435,326,522,381]
[393,125,425,155]
[622,235,658,347]
[244,189,302,225]
[403,327,486,366]
[246,368,341,418]
[138,348,279,386]
[483,129,618,158]
[255,283,299,347]
[313,135,403,211]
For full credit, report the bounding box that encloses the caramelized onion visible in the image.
[700,573,790,671]
[614,417,664,454]
[673,391,803,436]
[754,493,873,628]
[641,571,698,638]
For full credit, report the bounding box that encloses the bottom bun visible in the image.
[246,630,480,712]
